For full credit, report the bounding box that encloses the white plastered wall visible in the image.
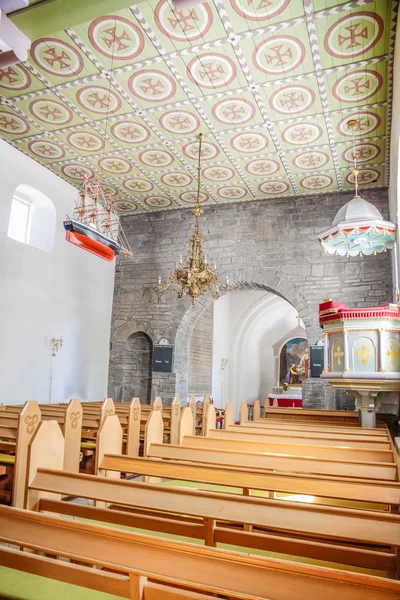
[211,290,301,417]
[0,140,115,404]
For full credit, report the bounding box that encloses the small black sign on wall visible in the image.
[153,345,173,373]
[310,345,324,378]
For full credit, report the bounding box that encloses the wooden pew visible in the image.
[144,408,398,481]
[0,401,41,506]
[20,421,400,575]
[100,454,400,511]
[260,405,361,426]
[3,505,400,600]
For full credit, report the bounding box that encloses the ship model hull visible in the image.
[64,220,121,262]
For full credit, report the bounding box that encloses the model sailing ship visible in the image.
[63,176,132,261]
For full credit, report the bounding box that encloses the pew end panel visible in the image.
[170,397,181,446]
[126,398,141,457]
[239,402,248,425]
[13,401,41,509]
[63,399,82,473]
[223,403,234,429]
[100,398,115,425]
[25,420,64,511]
[187,396,196,435]
[179,408,194,445]
[96,415,123,479]
[202,397,211,436]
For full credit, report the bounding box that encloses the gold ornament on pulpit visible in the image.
[158,133,229,304]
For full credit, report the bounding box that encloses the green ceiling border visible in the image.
[10,0,146,39]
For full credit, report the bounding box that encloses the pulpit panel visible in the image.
[353,337,376,372]
[331,337,344,372]
[384,337,400,372]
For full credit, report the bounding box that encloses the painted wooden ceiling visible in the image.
[0,0,396,214]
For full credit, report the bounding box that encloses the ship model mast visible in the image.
[64,176,132,262]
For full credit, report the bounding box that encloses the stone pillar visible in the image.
[323,332,329,372]
[353,391,378,428]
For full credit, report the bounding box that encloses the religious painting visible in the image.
[279,338,308,387]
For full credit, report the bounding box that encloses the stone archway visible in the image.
[173,267,319,399]
[109,326,154,404]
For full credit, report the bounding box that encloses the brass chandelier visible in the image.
[158,133,229,304]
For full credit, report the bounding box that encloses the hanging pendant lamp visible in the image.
[318,120,396,258]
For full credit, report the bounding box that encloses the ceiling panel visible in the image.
[0,0,396,215]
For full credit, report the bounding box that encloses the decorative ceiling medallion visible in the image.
[114,200,137,212]
[270,84,316,115]
[179,190,209,203]
[30,98,73,125]
[182,140,219,160]
[98,156,132,174]
[245,158,280,176]
[100,184,118,196]
[161,172,193,187]
[218,185,248,199]
[128,69,176,102]
[230,0,290,21]
[258,180,290,194]
[30,38,84,77]
[138,148,174,167]
[202,165,235,182]
[27,140,66,160]
[0,65,31,90]
[88,15,145,61]
[300,174,333,190]
[282,123,323,145]
[187,53,237,89]
[337,112,381,137]
[342,143,381,163]
[332,69,383,103]
[76,86,122,115]
[110,119,150,144]
[324,12,384,59]
[212,98,256,124]
[144,195,173,208]
[345,168,380,185]
[154,0,213,42]
[230,132,268,153]
[253,35,305,75]
[0,111,30,135]
[66,131,105,152]
[123,177,154,192]
[61,163,94,180]
[292,151,329,170]
[159,110,200,134]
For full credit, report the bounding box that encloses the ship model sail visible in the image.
[63,176,132,262]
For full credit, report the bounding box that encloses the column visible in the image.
[378,328,386,372]
[323,332,329,372]
[343,329,349,373]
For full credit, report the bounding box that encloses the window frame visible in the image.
[7,194,32,245]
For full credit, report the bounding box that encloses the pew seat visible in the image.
[0,454,15,466]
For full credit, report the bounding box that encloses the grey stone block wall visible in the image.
[188,305,213,395]
[108,188,392,403]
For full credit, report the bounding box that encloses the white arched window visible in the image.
[7,184,56,254]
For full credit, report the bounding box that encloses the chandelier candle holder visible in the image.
[49,336,63,404]
[158,133,229,304]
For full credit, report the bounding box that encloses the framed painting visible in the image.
[279,338,308,387]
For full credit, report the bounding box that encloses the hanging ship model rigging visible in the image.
[63,176,132,261]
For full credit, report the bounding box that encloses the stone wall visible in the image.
[110,331,153,404]
[109,189,393,403]
[188,305,213,395]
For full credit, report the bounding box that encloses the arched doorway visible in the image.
[119,331,153,403]
[173,270,316,402]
